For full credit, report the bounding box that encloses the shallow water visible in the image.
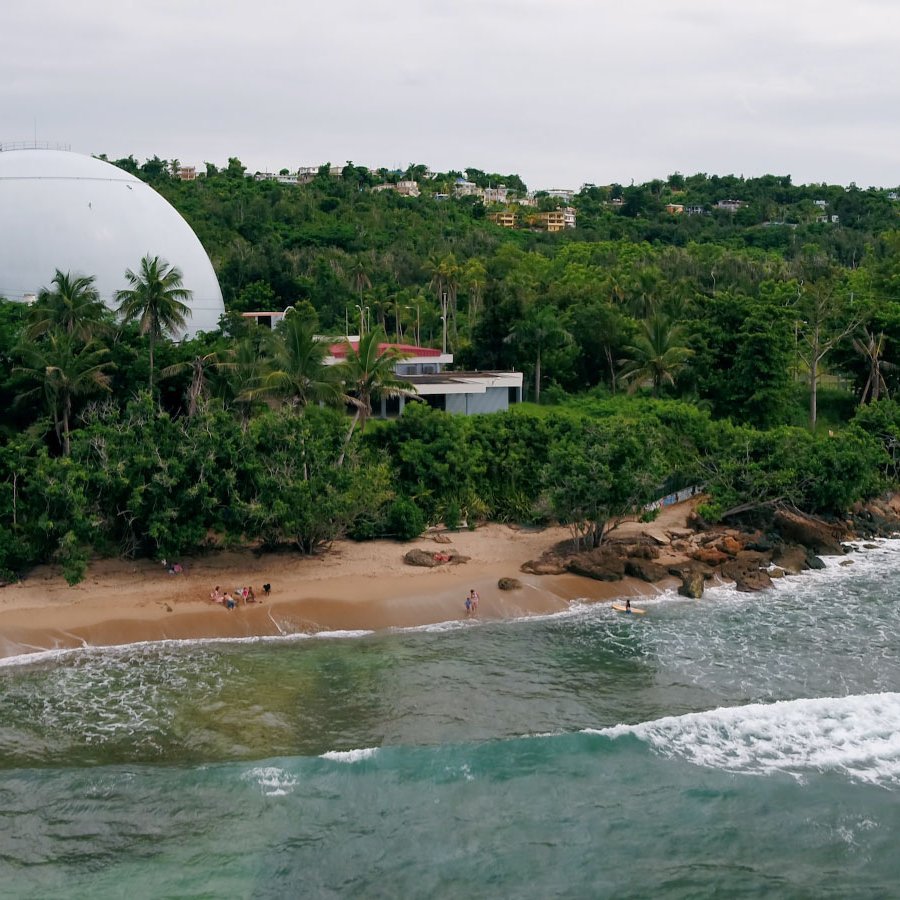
[3,542,900,897]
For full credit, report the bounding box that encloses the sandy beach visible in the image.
[0,521,673,660]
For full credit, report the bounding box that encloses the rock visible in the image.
[691,547,730,566]
[863,543,879,550]
[566,548,625,582]
[771,544,808,576]
[404,548,443,567]
[773,509,844,556]
[721,559,773,592]
[687,511,710,531]
[769,567,785,578]
[404,548,468,567]
[735,549,773,567]
[717,535,744,556]
[678,570,705,598]
[432,533,452,544]
[805,553,825,570]
[520,556,568,575]
[624,558,669,583]
[498,577,522,591]
[840,560,854,567]
[668,560,714,579]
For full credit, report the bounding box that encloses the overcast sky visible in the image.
[2,0,899,190]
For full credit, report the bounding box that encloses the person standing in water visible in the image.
[625,598,632,614]
[469,589,479,614]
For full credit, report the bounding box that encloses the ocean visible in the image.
[2,542,900,898]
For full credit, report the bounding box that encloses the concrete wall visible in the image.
[444,387,510,415]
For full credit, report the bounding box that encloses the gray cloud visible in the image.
[2,0,899,188]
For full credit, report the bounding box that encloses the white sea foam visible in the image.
[591,692,900,786]
[243,766,299,796]
[0,628,378,668]
[320,747,379,763]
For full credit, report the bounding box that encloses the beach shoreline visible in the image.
[0,523,663,660]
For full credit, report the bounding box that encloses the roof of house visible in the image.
[328,342,442,358]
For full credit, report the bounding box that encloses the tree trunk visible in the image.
[337,408,361,468]
[535,349,542,405]
[62,395,71,457]
[149,334,156,392]
[809,356,818,431]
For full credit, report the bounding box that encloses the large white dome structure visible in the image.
[0,148,225,337]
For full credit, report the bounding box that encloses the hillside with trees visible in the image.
[3,155,900,582]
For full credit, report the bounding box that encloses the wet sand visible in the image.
[0,523,667,660]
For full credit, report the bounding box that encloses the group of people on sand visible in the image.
[209,583,271,610]
[464,589,479,617]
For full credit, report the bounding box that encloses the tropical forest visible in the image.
[3,156,900,583]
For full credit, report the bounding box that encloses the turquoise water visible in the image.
[3,542,900,898]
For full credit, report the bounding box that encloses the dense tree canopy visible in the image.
[3,156,900,581]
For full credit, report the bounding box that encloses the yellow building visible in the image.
[489,210,518,228]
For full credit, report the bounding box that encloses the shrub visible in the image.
[385,497,426,541]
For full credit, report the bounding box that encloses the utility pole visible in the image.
[441,291,448,354]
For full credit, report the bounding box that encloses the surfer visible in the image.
[625,598,632,614]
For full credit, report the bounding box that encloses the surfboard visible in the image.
[612,603,646,615]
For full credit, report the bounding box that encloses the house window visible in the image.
[508,387,519,405]
[424,394,446,411]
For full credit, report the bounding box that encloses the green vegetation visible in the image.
[3,157,900,581]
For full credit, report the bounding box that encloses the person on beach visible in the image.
[625,598,632,614]
[263,583,271,596]
[210,586,223,604]
[224,592,236,610]
[468,589,479,614]
[246,586,256,604]
[465,595,472,616]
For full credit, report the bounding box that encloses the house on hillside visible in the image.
[488,210,518,228]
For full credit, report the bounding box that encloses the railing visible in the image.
[0,141,71,152]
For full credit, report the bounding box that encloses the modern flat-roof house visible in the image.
[325,341,523,416]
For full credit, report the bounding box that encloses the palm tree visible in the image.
[248,313,342,410]
[463,257,487,335]
[619,315,693,396]
[504,305,572,404]
[336,328,416,465]
[161,350,233,417]
[27,270,111,342]
[115,255,192,391]
[15,332,113,455]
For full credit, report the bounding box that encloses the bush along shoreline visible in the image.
[3,394,900,587]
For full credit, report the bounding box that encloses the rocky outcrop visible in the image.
[624,558,669,583]
[721,556,773,592]
[691,547,730,566]
[772,544,808,575]
[566,548,625,581]
[773,509,844,556]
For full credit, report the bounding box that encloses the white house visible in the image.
[325,341,523,416]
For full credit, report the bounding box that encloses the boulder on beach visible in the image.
[624,558,669,583]
[498,577,522,591]
[404,548,469,567]
[566,548,625,582]
[678,569,705,599]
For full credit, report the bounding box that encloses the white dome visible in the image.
[0,149,224,337]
